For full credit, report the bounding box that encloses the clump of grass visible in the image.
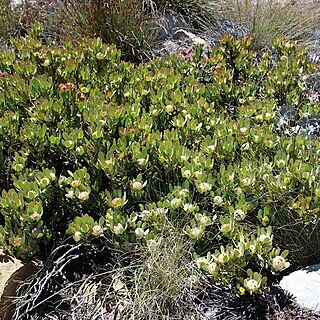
[148,0,218,28]
[120,232,195,319]
[144,0,212,17]
[217,0,320,49]
[58,0,158,62]
[273,208,320,266]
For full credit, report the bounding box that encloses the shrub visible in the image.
[0,27,319,299]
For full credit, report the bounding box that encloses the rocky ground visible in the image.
[3,241,319,319]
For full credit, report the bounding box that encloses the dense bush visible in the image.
[0,26,319,297]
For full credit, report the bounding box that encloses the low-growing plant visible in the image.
[0,27,319,305]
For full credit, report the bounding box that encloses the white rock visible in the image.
[162,40,180,53]
[10,0,37,8]
[280,264,320,311]
[173,29,208,47]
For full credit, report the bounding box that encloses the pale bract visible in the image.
[197,182,212,193]
[135,227,145,239]
[245,279,260,293]
[92,225,103,236]
[73,231,82,242]
[113,223,124,235]
[213,196,223,206]
[272,255,287,272]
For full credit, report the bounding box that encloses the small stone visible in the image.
[172,29,208,47]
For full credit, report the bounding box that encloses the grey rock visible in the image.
[10,0,22,6]
[162,40,180,53]
[277,104,320,138]
[157,13,191,41]
[10,0,36,7]
[158,35,210,60]
[280,264,320,311]
[172,29,208,47]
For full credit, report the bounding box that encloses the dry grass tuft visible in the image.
[119,231,196,319]
[214,0,320,49]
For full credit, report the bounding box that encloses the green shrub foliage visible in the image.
[0,26,319,294]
